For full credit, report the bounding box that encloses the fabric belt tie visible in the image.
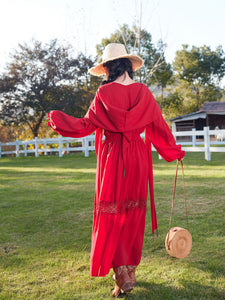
[145,129,158,239]
[121,132,140,177]
[105,132,140,178]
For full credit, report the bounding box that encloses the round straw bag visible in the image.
[165,227,192,259]
[165,160,192,259]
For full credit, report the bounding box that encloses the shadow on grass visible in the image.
[114,280,225,300]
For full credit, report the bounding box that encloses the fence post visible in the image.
[16,139,19,157]
[66,141,69,154]
[204,126,211,161]
[35,137,39,157]
[58,136,63,157]
[192,128,196,147]
[24,142,27,157]
[172,122,176,132]
[44,141,47,156]
[83,137,89,157]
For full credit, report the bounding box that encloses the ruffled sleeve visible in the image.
[48,110,97,138]
[146,113,185,162]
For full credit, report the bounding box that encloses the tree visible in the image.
[151,40,173,109]
[161,92,184,120]
[0,39,99,138]
[95,24,172,90]
[173,45,225,111]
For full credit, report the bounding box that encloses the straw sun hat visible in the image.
[88,43,144,76]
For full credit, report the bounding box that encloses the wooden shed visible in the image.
[170,102,225,141]
[170,102,225,132]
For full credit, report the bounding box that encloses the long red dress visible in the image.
[48,82,185,277]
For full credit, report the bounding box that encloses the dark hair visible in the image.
[101,58,133,85]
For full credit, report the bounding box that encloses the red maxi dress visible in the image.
[48,82,185,277]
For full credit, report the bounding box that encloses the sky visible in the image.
[1,0,225,82]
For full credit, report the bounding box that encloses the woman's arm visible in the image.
[146,114,185,162]
[48,111,97,138]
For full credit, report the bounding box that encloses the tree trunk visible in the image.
[31,113,45,138]
[32,128,39,139]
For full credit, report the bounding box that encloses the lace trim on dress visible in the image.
[94,199,146,215]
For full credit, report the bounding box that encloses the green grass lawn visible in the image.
[0,152,225,299]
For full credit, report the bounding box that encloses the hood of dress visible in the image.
[85,84,162,132]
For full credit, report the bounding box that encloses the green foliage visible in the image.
[174,45,225,85]
[151,40,173,89]
[161,92,184,119]
[200,84,223,103]
[0,152,225,299]
[0,40,100,138]
[173,45,225,111]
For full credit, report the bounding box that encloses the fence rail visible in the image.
[0,127,225,161]
[173,127,225,161]
[0,135,95,158]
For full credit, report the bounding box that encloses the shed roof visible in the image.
[170,101,225,122]
[200,101,225,112]
[170,111,206,122]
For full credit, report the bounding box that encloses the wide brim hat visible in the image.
[88,43,144,76]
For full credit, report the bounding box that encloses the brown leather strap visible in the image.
[168,160,189,232]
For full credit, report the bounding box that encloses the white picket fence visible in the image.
[173,127,225,161]
[0,135,95,158]
[0,127,225,161]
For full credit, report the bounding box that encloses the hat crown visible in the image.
[102,43,128,62]
[88,43,143,76]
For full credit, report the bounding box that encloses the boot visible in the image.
[126,265,137,287]
[113,266,133,293]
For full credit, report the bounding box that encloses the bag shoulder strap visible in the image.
[168,160,189,231]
